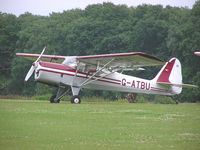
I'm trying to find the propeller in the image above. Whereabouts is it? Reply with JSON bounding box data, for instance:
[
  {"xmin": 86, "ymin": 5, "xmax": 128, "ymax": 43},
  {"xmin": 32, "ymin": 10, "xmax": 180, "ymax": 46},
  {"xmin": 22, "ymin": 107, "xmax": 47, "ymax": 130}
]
[{"xmin": 24, "ymin": 46, "xmax": 46, "ymax": 81}]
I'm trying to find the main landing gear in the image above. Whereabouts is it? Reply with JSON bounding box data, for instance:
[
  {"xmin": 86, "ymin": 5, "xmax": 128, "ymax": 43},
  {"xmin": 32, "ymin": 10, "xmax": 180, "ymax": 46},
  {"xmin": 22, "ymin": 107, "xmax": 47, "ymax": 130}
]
[
  {"xmin": 50, "ymin": 84, "xmax": 81, "ymax": 104},
  {"xmin": 71, "ymin": 95, "xmax": 81, "ymax": 104},
  {"xmin": 50, "ymin": 85, "xmax": 67, "ymax": 103},
  {"xmin": 50, "ymin": 94, "xmax": 60, "ymax": 103}
]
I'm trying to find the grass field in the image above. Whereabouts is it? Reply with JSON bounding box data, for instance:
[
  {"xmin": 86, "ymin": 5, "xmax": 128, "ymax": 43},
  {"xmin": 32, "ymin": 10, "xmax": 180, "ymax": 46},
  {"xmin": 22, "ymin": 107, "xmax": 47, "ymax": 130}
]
[{"xmin": 0, "ymin": 99, "xmax": 200, "ymax": 150}]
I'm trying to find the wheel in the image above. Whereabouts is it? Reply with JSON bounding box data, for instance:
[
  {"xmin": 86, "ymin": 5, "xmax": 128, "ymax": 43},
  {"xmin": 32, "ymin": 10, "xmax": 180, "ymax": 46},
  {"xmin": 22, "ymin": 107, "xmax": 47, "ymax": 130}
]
[
  {"xmin": 50, "ymin": 95, "xmax": 60, "ymax": 103},
  {"xmin": 71, "ymin": 95, "xmax": 81, "ymax": 104}
]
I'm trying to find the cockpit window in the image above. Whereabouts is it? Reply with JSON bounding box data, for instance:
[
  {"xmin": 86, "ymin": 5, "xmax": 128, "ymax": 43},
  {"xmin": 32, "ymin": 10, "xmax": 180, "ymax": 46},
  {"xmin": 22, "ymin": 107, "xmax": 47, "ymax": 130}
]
[
  {"xmin": 62, "ymin": 57, "xmax": 97, "ymax": 73},
  {"xmin": 63, "ymin": 56, "xmax": 77, "ymax": 68}
]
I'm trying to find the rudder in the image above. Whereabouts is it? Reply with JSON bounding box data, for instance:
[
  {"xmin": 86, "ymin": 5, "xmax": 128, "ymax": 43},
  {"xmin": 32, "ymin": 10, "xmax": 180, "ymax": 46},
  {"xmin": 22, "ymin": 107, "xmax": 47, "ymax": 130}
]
[{"xmin": 153, "ymin": 58, "xmax": 182, "ymax": 94}]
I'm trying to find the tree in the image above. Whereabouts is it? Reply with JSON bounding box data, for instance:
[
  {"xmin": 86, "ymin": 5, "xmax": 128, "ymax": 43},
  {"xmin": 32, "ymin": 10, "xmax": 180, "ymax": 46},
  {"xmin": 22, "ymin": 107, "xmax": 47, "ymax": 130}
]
[
  {"xmin": 0, "ymin": 13, "xmax": 19, "ymax": 94},
  {"xmin": 0, "ymin": 3, "xmax": 199, "ymax": 101}
]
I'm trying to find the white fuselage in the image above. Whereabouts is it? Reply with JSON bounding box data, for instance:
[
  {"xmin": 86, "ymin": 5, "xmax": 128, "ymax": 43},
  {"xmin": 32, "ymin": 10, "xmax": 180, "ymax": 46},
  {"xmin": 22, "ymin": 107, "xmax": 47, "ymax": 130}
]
[{"xmin": 34, "ymin": 61, "xmax": 175, "ymax": 96}]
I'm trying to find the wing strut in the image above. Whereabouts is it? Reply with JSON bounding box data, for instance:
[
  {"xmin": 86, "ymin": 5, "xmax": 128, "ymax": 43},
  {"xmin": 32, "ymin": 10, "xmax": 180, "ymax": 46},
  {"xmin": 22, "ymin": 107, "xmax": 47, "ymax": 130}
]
[
  {"xmin": 80, "ymin": 58, "xmax": 115, "ymax": 87},
  {"xmin": 82, "ymin": 71, "xmax": 115, "ymax": 87}
]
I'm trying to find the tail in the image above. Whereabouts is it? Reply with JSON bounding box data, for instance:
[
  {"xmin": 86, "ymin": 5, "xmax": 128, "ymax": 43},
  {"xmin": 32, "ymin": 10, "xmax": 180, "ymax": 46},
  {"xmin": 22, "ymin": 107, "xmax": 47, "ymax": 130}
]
[{"xmin": 152, "ymin": 58, "xmax": 197, "ymax": 95}]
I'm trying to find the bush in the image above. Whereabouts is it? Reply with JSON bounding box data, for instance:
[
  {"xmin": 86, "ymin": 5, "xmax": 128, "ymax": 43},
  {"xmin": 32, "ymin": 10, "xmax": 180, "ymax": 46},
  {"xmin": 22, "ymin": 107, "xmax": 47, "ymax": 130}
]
[
  {"xmin": 154, "ymin": 96, "xmax": 177, "ymax": 104},
  {"xmin": 136, "ymin": 95, "xmax": 149, "ymax": 103}
]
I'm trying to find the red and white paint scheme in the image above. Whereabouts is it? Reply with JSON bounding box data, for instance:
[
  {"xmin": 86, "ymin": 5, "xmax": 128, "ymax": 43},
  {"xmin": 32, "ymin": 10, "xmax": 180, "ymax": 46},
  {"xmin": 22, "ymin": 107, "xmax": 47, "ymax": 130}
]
[
  {"xmin": 194, "ymin": 51, "xmax": 200, "ymax": 56},
  {"xmin": 16, "ymin": 47, "xmax": 197, "ymax": 104}
]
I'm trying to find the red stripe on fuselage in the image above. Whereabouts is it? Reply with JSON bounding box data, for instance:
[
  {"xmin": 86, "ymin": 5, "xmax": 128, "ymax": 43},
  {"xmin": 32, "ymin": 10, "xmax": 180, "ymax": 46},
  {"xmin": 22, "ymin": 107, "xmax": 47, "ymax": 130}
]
[
  {"xmin": 38, "ymin": 69, "xmax": 121, "ymax": 85},
  {"xmin": 39, "ymin": 61, "xmax": 121, "ymax": 83},
  {"xmin": 39, "ymin": 61, "xmax": 76, "ymax": 72},
  {"xmin": 150, "ymin": 87, "xmax": 175, "ymax": 95}
]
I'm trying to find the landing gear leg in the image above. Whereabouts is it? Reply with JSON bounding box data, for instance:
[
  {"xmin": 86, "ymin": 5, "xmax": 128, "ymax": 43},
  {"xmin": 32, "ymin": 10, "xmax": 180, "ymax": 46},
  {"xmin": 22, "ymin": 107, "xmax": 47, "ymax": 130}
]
[
  {"xmin": 50, "ymin": 95, "xmax": 60, "ymax": 103},
  {"xmin": 71, "ymin": 86, "xmax": 81, "ymax": 104},
  {"xmin": 50, "ymin": 85, "xmax": 68, "ymax": 103}
]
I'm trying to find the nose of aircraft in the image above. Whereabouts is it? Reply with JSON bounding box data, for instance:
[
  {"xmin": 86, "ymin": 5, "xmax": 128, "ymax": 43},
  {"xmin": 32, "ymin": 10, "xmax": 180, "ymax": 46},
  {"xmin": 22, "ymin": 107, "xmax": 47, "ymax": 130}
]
[{"xmin": 24, "ymin": 46, "xmax": 46, "ymax": 81}]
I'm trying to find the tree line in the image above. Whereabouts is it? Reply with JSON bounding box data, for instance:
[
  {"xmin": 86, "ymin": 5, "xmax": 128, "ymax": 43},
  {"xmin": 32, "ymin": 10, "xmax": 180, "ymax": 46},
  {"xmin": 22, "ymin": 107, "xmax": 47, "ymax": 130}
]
[{"xmin": 0, "ymin": 1, "xmax": 200, "ymax": 102}]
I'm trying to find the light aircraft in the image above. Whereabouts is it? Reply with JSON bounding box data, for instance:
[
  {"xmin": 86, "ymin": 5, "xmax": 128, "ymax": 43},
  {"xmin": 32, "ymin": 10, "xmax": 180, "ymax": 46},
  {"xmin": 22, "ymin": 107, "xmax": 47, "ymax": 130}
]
[
  {"xmin": 16, "ymin": 47, "xmax": 197, "ymax": 104},
  {"xmin": 194, "ymin": 51, "xmax": 200, "ymax": 56}
]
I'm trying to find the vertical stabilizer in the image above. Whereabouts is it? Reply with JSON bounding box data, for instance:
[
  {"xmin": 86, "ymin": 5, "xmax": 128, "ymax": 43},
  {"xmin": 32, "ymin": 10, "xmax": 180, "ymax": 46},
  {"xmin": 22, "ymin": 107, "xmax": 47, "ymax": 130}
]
[{"xmin": 153, "ymin": 58, "xmax": 182, "ymax": 94}]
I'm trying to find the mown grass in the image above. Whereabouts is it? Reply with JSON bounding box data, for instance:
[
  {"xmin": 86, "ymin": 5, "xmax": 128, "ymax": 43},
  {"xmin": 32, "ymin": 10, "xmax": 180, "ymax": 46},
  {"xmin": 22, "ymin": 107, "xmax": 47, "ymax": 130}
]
[{"xmin": 0, "ymin": 99, "xmax": 199, "ymax": 150}]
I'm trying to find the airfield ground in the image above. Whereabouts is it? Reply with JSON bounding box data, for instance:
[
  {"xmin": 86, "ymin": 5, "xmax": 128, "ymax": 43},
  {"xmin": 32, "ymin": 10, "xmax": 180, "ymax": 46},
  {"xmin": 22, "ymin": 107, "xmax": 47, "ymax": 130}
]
[{"xmin": 0, "ymin": 99, "xmax": 199, "ymax": 150}]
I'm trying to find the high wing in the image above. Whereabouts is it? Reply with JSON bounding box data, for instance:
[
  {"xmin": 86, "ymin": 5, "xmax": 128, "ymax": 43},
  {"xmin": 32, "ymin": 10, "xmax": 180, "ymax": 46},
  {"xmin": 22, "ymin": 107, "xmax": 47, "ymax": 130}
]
[
  {"xmin": 16, "ymin": 53, "xmax": 66, "ymax": 63},
  {"xmin": 16, "ymin": 52, "xmax": 165, "ymax": 71},
  {"xmin": 75, "ymin": 52, "xmax": 165, "ymax": 87},
  {"xmin": 77, "ymin": 52, "xmax": 164, "ymax": 72}
]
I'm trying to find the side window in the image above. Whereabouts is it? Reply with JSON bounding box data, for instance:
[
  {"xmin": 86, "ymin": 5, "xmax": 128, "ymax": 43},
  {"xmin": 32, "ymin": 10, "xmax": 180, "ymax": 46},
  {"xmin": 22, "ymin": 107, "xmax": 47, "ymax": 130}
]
[{"xmin": 63, "ymin": 57, "xmax": 77, "ymax": 68}]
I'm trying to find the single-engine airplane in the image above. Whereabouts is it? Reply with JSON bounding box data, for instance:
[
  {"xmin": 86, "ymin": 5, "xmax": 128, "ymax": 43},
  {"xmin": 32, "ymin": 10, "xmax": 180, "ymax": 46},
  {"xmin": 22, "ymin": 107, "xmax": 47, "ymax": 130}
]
[{"xmin": 16, "ymin": 47, "xmax": 197, "ymax": 104}]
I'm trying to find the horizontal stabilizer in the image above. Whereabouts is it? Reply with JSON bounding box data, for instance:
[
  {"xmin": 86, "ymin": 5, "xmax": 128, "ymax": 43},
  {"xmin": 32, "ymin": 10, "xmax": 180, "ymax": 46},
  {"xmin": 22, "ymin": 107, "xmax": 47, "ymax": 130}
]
[{"xmin": 157, "ymin": 82, "xmax": 198, "ymax": 88}]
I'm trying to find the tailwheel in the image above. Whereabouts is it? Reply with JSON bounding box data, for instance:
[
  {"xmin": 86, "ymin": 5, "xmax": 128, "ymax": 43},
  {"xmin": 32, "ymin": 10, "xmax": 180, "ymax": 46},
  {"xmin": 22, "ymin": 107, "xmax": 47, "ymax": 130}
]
[
  {"xmin": 71, "ymin": 95, "xmax": 81, "ymax": 104},
  {"xmin": 50, "ymin": 95, "xmax": 60, "ymax": 103}
]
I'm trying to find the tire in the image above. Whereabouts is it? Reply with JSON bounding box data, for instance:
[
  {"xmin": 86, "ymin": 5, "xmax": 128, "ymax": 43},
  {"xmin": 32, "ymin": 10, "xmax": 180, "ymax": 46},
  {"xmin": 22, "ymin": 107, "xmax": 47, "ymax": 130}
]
[
  {"xmin": 50, "ymin": 95, "xmax": 60, "ymax": 103},
  {"xmin": 71, "ymin": 95, "xmax": 81, "ymax": 104}
]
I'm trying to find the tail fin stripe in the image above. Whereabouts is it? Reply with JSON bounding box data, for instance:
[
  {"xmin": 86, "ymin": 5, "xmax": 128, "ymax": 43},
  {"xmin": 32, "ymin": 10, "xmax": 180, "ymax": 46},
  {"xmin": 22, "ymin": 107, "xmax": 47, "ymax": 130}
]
[{"xmin": 157, "ymin": 59, "xmax": 176, "ymax": 83}]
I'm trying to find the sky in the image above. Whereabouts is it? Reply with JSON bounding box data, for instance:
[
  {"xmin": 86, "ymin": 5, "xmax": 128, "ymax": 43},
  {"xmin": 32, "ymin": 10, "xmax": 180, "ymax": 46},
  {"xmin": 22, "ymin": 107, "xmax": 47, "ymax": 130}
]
[{"xmin": 0, "ymin": 0, "xmax": 197, "ymax": 16}]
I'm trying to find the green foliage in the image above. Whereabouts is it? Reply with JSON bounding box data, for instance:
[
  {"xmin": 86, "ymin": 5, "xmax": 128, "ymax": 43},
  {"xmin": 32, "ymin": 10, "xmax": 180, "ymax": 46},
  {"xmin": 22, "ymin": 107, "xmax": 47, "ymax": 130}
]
[
  {"xmin": 0, "ymin": 1, "xmax": 200, "ymax": 101},
  {"xmin": 154, "ymin": 96, "xmax": 177, "ymax": 104},
  {"xmin": 136, "ymin": 95, "xmax": 149, "ymax": 103},
  {"xmin": 0, "ymin": 13, "xmax": 19, "ymax": 94}
]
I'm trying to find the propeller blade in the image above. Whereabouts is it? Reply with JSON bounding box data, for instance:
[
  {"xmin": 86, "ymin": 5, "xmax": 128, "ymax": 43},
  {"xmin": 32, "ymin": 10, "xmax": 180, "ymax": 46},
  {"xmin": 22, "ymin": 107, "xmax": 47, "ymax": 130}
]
[
  {"xmin": 25, "ymin": 46, "xmax": 46, "ymax": 82},
  {"xmin": 35, "ymin": 46, "xmax": 46, "ymax": 62},
  {"xmin": 25, "ymin": 65, "xmax": 35, "ymax": 81}
]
